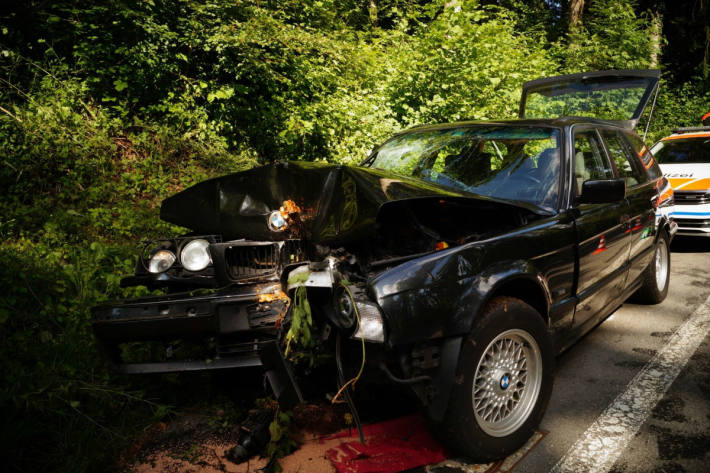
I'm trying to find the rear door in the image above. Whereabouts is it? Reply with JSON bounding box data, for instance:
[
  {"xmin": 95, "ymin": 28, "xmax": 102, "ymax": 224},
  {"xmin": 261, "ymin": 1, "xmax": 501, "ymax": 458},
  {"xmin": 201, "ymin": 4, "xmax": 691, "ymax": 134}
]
[
  {"xmin": 571, "ymin": 127, "xmax": 632, "ymax": 331},
  {"xmin": 600, "ymin": 129, "xmax": 658, "ymax": 286},
  {"xmin": 520, "ymin": 70, "xmax": 660, "ymax": 130}
]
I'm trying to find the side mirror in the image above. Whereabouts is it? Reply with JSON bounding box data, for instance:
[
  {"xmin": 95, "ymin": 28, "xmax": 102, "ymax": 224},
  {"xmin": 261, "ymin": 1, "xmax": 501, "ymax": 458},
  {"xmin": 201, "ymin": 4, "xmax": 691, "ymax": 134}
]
[{"xmin": 579, "ymin": 178, "xmax": 626, "ymax": 204}]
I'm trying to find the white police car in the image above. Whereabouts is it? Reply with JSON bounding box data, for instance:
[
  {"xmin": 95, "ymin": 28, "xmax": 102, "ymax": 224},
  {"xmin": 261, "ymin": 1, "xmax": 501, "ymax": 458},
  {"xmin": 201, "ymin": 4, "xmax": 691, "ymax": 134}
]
[{"xmin": 652, "ymin": 126, "xmax": 710, "ymax": 236}]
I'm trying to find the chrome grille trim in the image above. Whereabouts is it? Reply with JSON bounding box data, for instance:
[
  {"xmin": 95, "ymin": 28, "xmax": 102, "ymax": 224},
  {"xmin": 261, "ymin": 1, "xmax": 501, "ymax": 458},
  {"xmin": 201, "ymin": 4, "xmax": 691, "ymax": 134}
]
[
  {"xmin": 674, "ymin": 191, "xmax": 710, "ymax": 205},
  {"xmin": 222, "ymin": 239, "xmax": 307, "ymax": 281}
]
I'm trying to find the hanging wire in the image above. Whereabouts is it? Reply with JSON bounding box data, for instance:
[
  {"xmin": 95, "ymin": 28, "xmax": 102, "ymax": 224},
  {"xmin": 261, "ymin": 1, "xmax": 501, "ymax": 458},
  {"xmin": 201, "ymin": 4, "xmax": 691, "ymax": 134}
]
[{"xmin": 332, "ymin": 282, "xmax": 366, "ymax": 443}]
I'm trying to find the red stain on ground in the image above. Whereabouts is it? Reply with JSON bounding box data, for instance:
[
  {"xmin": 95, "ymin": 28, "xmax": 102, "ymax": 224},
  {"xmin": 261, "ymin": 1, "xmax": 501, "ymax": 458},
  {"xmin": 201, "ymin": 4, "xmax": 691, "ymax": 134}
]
[{"xmin": 326, "ymin": 414, "xmax": 449, "ymax": 473}]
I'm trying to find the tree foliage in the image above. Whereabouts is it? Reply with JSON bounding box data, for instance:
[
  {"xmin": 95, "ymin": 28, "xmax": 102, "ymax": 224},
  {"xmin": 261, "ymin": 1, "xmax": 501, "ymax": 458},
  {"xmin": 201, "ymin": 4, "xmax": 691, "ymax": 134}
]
[{"xmin": 561, "ymin": 0, "xmax": 653, "ymax": 72}]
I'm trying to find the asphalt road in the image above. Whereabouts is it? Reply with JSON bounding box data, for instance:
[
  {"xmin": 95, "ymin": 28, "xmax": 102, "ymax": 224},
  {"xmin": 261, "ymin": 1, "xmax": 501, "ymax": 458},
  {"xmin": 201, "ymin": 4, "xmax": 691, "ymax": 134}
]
[{"xmin": 422, "ymin": 236, "xmax": 710, "ymax": 473}]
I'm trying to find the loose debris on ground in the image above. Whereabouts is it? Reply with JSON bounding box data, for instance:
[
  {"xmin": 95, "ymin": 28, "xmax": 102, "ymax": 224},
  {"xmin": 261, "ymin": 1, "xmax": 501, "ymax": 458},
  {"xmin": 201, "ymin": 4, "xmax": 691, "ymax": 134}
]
[{"xmin": 126, "ymin": 402, "xmax": 350, "ymax": 473}]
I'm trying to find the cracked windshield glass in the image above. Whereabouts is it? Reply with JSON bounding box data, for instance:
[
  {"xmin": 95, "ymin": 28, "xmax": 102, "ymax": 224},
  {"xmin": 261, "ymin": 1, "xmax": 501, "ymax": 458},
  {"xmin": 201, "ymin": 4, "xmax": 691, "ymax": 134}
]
[{"xmin": 370, "ymin": 127, "xmax": 561, "ymax": 210}]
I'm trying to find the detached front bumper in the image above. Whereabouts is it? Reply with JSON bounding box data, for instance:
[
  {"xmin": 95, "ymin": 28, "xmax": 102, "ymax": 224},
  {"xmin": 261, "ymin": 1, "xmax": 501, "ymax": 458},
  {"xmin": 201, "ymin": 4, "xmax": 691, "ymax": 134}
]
[{"xmin": 92, "ymin": 282, "xmax": 302, "ymax": 406}]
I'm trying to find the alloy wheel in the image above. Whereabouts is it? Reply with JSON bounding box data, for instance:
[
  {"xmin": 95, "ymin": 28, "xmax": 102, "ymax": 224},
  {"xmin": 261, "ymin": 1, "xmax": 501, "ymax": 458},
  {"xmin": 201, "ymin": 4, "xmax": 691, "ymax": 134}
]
[{"xmin": 472, "ymin": 328, "xmax": 543, "ymax": 437}]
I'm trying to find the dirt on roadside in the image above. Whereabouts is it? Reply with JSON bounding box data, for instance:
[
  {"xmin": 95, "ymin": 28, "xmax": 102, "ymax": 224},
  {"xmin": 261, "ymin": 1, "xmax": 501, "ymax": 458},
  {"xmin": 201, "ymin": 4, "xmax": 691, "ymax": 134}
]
[{"xmin": 125, "ymin": 402, "xmax": 351, "ymax": 473}]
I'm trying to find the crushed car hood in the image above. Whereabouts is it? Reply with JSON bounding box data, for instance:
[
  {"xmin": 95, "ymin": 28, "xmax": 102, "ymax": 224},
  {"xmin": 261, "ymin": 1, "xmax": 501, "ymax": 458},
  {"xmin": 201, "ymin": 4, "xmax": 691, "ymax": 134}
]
[{"xmin": 160, "ymin": 161, "xmax": 549, "ymax": 245}]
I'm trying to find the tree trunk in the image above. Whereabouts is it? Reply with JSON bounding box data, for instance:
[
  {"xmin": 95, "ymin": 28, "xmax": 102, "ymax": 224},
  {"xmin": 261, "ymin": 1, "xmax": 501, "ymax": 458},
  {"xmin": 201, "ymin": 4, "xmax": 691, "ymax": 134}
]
[
  {"xmin": 369, "ymin": 1, "xmax": 377, "ymax": 26},
  {"xmin": 704, "ymin": 24, "xmax": 710, "ymax": 78},
  {"xmin": 649, "ymin": 10, "xmax": 663, "ymax": 68},
  {"xmin": 569, "ymin": 0, "xmax": 585, "ymax": 29}
]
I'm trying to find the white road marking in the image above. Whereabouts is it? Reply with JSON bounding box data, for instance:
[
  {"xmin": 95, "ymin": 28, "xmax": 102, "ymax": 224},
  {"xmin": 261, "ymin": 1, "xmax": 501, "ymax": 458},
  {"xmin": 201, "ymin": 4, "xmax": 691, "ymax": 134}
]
[{"xmin": 550, "ymin": 294, "xmax": 710, "ymax": 473}]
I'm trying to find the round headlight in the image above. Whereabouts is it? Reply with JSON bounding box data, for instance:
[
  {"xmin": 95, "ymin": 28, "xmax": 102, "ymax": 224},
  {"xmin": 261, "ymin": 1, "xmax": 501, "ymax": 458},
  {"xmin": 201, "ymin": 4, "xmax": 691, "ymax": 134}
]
[
  {"xmin": 148, "ymin": 250, "xmax": 176, "ymax": 273},
  {"xmin": 180, "ymin": 239, "xmax": 211, "ymax": 272},
  {"xmin": 267, "ymin": 210, "xmax": 288, "ymax": 232}
]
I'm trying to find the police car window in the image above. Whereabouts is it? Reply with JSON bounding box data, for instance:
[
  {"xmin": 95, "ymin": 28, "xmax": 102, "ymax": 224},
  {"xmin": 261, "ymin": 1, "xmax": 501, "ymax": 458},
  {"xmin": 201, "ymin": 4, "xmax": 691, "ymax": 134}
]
[
  {"xmin": 653, "ymin": 138, "xmax": 710, "ymax": 164},
  {"xmin": 601, "ymin": 130, "xmax": 645, "ymax": 187},
  {"xmin": 573, "ymin": 130, "xmax": 614, "ymax": 194}
]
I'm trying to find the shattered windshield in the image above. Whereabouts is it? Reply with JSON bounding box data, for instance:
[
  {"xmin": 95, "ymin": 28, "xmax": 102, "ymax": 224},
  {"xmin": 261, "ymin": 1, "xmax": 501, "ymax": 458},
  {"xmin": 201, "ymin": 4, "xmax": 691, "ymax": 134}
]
[{"xmin": 369, "ymin": 126, "xmax": 561, "ymax": 210}]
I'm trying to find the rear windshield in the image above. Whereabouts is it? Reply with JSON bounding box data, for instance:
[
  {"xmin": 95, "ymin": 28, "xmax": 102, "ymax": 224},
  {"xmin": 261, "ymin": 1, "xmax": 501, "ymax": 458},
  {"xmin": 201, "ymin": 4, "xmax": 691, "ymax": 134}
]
[
  {"xmin": 369, "ymin": 126, "xmax": 561, "ymax": 210},
  {"xmin": 653, "ymin": 137, "xmax": 710, "ymax": 164},
  {"xmin": 524, "ymin": 77, "xmax": 655, "ymax": 122}
]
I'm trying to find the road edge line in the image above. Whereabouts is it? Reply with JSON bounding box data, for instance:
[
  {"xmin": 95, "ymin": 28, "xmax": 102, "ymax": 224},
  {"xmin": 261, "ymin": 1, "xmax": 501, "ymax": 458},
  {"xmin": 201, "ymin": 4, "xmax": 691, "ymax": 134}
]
[{"xmin": 549, "ymin": 294, "xmax": 710, "ymax": 473}]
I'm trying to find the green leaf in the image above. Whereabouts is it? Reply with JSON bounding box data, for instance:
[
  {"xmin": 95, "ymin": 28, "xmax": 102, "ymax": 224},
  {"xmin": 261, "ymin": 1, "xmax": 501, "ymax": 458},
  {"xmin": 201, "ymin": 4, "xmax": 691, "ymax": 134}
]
[{"xmin": 113, "ymin": 79, "xmax": 128, "ymax": 92}]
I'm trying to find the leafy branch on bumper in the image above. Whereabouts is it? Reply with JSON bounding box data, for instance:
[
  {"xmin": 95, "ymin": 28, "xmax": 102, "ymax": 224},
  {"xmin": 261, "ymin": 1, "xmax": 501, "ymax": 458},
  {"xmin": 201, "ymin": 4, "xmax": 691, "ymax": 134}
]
[{"xmin": 283, "ymin": 271, "xmax": 314, "ymax": 359}]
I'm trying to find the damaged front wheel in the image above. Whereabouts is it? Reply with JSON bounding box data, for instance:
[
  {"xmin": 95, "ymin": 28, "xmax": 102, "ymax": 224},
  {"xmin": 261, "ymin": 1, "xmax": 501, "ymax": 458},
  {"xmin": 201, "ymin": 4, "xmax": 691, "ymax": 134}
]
[{"xmin": 433, "ymin": 296, "xmax": 554, "ymax": 461}]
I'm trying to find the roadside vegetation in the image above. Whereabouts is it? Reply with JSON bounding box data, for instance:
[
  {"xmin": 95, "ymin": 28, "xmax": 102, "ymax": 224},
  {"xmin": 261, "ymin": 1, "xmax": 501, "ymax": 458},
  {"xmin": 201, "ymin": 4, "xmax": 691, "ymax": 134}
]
[{"xmin": 1, "ymin": 1, "xmax": 708, "ymax": 471}]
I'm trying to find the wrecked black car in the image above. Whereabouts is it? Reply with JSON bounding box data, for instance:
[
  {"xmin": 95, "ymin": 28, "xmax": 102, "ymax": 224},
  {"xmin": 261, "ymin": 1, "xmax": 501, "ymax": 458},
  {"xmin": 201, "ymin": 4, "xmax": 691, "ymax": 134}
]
[{"xmin": 92, "ymin": 70, "xmax": 676, "ymax": 461}]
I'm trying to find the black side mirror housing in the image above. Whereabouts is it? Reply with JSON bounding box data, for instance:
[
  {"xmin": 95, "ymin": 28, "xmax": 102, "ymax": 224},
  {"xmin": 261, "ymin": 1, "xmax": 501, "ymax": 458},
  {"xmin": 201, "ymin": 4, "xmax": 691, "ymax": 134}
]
[{"xmin": 579, "ymin": 178, "xmax": 626, "ymax": 204}]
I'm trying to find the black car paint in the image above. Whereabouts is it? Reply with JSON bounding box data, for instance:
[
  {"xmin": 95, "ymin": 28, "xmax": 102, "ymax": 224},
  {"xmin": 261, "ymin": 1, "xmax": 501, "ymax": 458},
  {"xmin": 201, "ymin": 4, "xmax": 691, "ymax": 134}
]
[{"xmin": 91, "ymin": 117, "xmax": 673, "ymax": 422}]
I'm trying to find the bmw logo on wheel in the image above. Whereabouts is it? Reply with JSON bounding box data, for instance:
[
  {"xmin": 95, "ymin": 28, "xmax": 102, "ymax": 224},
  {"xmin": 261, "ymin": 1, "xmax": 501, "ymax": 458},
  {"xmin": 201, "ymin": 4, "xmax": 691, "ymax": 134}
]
[{"xmin": 500, "ymin": 374, "xmax": 510, "ymax": 390}]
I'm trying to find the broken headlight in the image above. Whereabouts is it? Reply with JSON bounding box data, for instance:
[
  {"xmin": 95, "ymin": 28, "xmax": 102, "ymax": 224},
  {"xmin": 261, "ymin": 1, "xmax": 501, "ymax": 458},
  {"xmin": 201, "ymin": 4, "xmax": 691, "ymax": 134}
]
[
  {"xmin": 180, "ymin": 239, "xmax": 212, "ymax": 272},
  {"xmin": 148, "ymin": 250, "xmax": 176, "ymax": 273}
]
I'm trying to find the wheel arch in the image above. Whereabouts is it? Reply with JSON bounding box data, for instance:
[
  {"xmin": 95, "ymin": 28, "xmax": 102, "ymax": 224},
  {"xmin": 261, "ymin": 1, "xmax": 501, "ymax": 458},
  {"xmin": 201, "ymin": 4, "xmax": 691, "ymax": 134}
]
[
  {"xmin": 424, "ymin": 265, "xmax": 552, "ymax": 422},
  {"xmin": 476, "ymin": 266, "xmax": 552, "ymax": 330}
]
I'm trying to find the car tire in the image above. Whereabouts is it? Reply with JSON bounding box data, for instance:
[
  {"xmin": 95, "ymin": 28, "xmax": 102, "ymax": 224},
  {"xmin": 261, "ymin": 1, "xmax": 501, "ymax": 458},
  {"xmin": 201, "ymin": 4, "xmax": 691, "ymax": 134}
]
[
  {"xmin": 432, "ymin": 296, "xmax": 554, "ymax": 461},
  {"xmin": 634, "ymin": 231, "xmax": 670, "ymax": 304}
]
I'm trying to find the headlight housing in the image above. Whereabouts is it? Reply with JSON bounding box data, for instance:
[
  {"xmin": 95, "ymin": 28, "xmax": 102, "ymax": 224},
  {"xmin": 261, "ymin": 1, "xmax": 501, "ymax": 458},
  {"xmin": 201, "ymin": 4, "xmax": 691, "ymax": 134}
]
[
  {"xmin": 351, "ymin": 300, "xmax": 386, "ymax": 343},
  {"xmin": 180, "ymin": 239, "xmax": 212, "ymax": 272},
  {"xmin": 148, "ymin": 250, "xmax": 176, "ymax": 273}
]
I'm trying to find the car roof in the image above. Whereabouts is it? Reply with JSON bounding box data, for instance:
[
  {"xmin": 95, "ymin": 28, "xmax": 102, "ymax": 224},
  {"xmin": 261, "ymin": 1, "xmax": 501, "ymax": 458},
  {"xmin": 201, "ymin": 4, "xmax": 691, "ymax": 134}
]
[
  {"xmin": 661, "ymin": 126, "xmax": 710, "ymax": 141},
  {"xmin": 397, "ymin": 117, "xmax": 631, "ymax": 135}
]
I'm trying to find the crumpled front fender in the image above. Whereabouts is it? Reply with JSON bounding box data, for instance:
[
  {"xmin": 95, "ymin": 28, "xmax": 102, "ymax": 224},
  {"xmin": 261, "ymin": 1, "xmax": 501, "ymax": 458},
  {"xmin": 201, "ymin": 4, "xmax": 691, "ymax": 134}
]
[{"xmin": 369, "ymin": 246, "xmax": 551, "ymax": 346}]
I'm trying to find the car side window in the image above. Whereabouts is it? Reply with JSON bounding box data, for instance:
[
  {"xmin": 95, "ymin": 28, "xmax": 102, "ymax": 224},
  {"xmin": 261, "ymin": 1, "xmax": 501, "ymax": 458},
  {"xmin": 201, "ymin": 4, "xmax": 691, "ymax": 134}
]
[
  {"xmin": 624, "ymin": 132, "xmax": 662, "ymax": 180},
  {"xmin": 573, "ymin": 130, "xmax": 614, "ymax": 195},
  {"xmin": 601, "ymin": 130, "xmax": 645, "ymax": 187}
]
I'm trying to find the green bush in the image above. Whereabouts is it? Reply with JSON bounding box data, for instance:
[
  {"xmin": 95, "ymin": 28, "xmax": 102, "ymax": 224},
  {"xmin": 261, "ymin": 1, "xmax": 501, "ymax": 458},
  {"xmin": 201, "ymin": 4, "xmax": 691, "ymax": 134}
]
[
  {"xmin": 384, "ymin": 4, "xmax": 555, "ymax": 125},
  {"xmin": 0, "ymin": 72, "xmax": 257, "ymax": 471},
  {"xmin": 559, "ymin": 0, "xmax": 653, "ymax": 72},
  {"xmin": 646, "ymin": 80, "xmax": 710, "ymax": 143}
]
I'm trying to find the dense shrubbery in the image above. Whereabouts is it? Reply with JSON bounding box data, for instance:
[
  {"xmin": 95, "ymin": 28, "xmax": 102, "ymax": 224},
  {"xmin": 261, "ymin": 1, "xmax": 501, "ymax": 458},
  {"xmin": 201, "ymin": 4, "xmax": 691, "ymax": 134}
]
[
  {"xmin": 1, "ymin": 1, "xmax": 708, "ymax": 471},
  {"xmin": 0, "ymin": 72, "xmax": 258, "ymax": 471}
]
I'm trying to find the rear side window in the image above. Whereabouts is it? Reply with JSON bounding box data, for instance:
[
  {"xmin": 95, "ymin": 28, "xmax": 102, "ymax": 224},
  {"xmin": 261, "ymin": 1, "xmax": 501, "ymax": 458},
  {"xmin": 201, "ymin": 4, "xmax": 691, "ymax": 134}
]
[
  {"xmin": 624, "ymin": 132, "xmax": 662, "ymax": 180},
  {"xmin": 573, "ymin": 130, "xmax": 614, "ymax": 195},
  {"xmin": 601, "ymin": 130, "xmax": 646, "ymax": 187}
]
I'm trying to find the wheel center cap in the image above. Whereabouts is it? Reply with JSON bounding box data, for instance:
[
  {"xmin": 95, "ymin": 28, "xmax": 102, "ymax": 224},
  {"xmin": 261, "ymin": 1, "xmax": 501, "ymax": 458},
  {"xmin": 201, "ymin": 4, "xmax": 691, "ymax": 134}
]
[{"xmin": 500, "ymin": 374, "xmax": 510, "ymax": 390}]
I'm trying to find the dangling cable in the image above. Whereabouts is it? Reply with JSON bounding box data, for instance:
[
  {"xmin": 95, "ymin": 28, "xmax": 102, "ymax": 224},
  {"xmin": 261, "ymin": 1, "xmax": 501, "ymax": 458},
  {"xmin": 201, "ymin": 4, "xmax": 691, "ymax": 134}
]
[
  {"xmin": 331, "ymin": 283, "xmax": 366, "ymax": 403},
  {"xmin": 335, "ymin": 331, "xmax": 365, "ymax": 444}
]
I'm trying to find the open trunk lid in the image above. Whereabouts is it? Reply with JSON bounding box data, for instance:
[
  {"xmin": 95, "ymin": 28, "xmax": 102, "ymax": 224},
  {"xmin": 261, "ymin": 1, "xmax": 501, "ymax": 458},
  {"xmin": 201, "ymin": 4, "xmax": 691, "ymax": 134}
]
[{"xmin": 519, "ymin": 69, "xmax": 660, "ymax": 130}]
